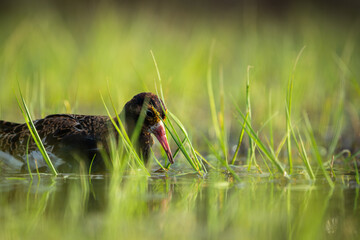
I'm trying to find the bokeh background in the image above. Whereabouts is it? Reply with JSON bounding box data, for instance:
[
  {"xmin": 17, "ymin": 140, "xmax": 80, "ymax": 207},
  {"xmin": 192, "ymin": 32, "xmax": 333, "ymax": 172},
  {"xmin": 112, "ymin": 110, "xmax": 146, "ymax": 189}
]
[
  {"xmin": 1, "ymin": 3, "xmax": 360, "ymax": 239},
  {"xmin": 0, "ymin": 0, "xmax": 359, "ymax": 153}
]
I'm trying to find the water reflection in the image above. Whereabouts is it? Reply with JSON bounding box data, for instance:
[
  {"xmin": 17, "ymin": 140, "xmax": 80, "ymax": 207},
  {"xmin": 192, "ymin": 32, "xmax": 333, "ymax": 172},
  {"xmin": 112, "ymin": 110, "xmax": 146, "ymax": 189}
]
[{"xmin": 0, "ymin": 171, "xmax": 359, "ymax": 239}]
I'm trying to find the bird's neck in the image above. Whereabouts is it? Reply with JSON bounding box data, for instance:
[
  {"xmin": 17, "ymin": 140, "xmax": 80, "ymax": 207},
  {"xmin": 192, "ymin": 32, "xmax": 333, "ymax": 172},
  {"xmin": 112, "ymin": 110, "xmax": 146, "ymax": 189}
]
[{"xmin": 113, "ymin": 111, "xmax": 153, "ymax": 162}]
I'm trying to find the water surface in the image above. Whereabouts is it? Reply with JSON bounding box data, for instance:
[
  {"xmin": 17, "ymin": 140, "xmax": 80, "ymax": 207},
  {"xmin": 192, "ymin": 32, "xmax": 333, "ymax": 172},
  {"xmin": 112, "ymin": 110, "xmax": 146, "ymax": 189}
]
[{"xmin": 0, "ymin": 166, "xmax": 359, "ymax": 240}]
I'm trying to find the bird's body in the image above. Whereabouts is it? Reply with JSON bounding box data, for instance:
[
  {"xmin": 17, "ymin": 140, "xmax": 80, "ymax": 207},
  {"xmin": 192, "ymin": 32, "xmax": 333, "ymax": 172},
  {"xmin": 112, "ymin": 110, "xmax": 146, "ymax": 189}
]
[
  {"xmin": 0, "ymin": 114, "xmax": 112, "ymax": 172},
  {"xmin": 0, "ymin": 92, "xmax": 173, "ymax": 173}
]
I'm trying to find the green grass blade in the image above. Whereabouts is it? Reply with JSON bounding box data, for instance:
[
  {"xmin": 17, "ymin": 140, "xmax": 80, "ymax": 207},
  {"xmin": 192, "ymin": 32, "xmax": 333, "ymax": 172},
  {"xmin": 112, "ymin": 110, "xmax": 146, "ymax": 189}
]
[
  {"xmin": 150, "ymin": 50, "xmax": 165, "ymax": 105},
  {"xmin": 296, "ymin": 128, "xmax": 315, "ymax": 179},
  {"xmin": 286, "ymin": 46, "xmax": 306, "ymax": 175},
  {"xmin": 231, "ymin": 97, "xmax": 287, "ymax": 177},
  {"xmin": 165, "ymin": 111, "xmax": 205, "ymax": 174},
  {"xmin": 165, "ymin": 137, "xmax": 187, "ymax": 169},
  {"xmin": 150, "ymin": 52, "xmax": 197, "ymax": 171},
  {"xmin": 100, "ymin": 93, "xmax": 150, "ymax": 175},
  {"xmin": 207, "ymin": 42, "xmax": 225, "ymax": 159},
  {"xmin": 285, "ymin": 105, "xmax": 315, "ymax": 179},
  {"xmin": 231, "ymin": 112, "xmax": 249, "ymax": 165},
  {"xmin": 219, "ymin": 66, "xmax": 228, "ymax": 161},
  {"xmin": 16, "ymin": 88, "xmax": 57, "ymax": 175},
  {"xmin": 88, "ymin": 154, "xmax": 96, "ymax": 175},
  {"xmin": 268, "ymin": 91, "xmax": 274, "ymax": 149},
  {"xmin": 304, "ymin": 113, "xmax": 334, "ymax": 188},
  {"xmin": 205, "ymin": 137, "xmax": 241, "ymax": 181},
  {"xmin": 164, "ymin": 121, "xmax": 199, "ymax": 173},
  {"xmin": 236, "ymin": 109, "xmax": 288, "ymax": 177},
  {"xmin": 161, "ymin": 112, "xmax": 204, "ymax": 175},
  {"xmin": 286, "ymin": 104, "xmax": 293, "ymax": 174},
  {"xmin": 168, "ymin": 112, "xmax": 203, "ymax": 166},
  {"xmin": 275, "ymin": 133, "xmax": 288, "ymax": 159},
  {"xmin": 194, "ymin": 150, "xmax": 216, "ymax": 170},
  {"xmin": 151, "ymin": 149, "xmax": 166, "ymax": 171},
  {"xmin": 246, "ymin": 65, "xmax": 255, "ymax": 167}
]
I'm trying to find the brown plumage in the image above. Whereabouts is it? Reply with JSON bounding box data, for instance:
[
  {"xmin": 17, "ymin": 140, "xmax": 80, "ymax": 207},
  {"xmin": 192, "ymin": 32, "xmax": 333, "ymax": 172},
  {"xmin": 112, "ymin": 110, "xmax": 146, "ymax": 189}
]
[{"xmin": 0, "ymin": 92, "xmax": 173, "ymax": 173}]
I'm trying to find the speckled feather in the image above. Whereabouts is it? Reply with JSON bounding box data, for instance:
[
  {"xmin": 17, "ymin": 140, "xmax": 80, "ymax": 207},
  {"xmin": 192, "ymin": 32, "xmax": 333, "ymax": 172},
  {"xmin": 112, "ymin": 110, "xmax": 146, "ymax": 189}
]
[
  {"xmin": 0, "ymin": 92, "xmax": 168, "ymax": 172},
  {"xmin": 0, "ymin": 114, "xmax": 112, "ymax": 169}
]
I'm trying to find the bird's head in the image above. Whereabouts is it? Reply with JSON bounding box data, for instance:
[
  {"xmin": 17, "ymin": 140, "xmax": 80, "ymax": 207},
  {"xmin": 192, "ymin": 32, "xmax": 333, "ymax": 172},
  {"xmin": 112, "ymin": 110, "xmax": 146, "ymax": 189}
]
[{"xmin": 123, "ymin": 92, "xmax": 173, "ymax": 164}]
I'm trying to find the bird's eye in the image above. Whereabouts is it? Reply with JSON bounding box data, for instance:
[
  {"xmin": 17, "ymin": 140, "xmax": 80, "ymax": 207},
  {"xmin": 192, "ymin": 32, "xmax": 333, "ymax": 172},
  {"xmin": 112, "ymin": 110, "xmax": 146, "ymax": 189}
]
[{"xmin": 146, "ymin": 109, "xmax": 155, "ymax": 118}]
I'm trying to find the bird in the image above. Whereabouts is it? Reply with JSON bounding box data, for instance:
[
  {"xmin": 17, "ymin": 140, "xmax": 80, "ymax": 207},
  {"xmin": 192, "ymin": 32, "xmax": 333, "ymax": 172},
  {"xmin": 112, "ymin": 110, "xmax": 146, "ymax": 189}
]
[{"xmin": 0, "ymin": 92, "xmax": 173, "ymax": 173}]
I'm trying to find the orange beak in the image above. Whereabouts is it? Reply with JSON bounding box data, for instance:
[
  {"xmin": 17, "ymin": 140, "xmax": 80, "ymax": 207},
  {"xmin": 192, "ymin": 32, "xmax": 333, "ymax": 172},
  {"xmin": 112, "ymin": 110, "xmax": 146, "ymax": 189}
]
[{"xmin": 151, "ymin": 121, "xmax": 174, "ymax": 164}]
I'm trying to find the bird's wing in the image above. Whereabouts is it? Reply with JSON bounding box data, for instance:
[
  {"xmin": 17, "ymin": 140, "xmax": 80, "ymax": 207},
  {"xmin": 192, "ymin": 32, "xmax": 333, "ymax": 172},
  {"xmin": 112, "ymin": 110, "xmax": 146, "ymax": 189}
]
[
  {"xmin": 0, "ymin": 114, "xmax": 96, "ymax": 157},
  {"xmin": 0, "ymin": 120, "xmax": 22, "ymax": 132}
]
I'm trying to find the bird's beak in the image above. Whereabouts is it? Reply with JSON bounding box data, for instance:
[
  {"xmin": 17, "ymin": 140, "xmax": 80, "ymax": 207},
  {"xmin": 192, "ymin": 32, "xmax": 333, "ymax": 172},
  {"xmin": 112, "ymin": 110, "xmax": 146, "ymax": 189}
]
[{"xmin": 150, "ymin": 121, "xmax": 174, "ymax": 164}]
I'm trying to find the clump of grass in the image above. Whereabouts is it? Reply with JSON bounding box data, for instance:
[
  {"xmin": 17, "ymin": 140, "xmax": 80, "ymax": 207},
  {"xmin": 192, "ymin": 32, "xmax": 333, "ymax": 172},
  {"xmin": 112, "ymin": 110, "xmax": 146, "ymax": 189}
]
[
  {"xmin": 151, "ymin": 50, "xmax": 207, "ymax": 175},
  {"xmin": 283, "ymin": 47, "xmax": 315, "ymax": 179},
  {"xmin": 228, "ymin": 64, "xmax": 289, "ymax": 177},
  {"xmin": 286, "ymin": 47, "xmax": 305, "ymax": 174},
  {"xmin": 236, "ymin": 107, "xmax": 288, "ymax": 177},
  {"xmin": 102, "ymin": 56, "xmax": 207, "ymax": 176},
  {"xmin": 304, "ymin": 113, "xmax": 334, "ymax": 188},
  {"xmin": 231, "ymin": 112, "xmax": 248, "ymax": 165},
  {"xmin": 207, "ymin": 42, "xmax": 228, "ymax": 161},
  {"xmin": 16, "ymin": 85, "xmax": 58, "ymax": 176},
  {"xmin": 290, "ymin": 126, "xmax": 315, "ymax": 180},
  {"xmin": 163, "ymin": 111, "xmax": 207, "ymax": 175},
  {"xmin": 205, "ymin": 44, "xmax": 245, "ymax": 180}
]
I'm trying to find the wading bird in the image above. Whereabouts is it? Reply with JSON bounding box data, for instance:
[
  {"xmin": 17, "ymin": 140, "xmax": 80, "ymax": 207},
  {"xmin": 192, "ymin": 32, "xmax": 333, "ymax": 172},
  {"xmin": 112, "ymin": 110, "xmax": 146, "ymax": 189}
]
[{"xmin": 0, "ymin": 92, "xmax": 173, "ymax": 172}]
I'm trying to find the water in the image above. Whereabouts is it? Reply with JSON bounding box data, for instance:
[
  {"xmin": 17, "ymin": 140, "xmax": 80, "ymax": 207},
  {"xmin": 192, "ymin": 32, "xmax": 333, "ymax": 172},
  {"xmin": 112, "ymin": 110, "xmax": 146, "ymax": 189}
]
[{"xmin": 0, "ymin": 166, "xmax": 359, "ymax": 240}]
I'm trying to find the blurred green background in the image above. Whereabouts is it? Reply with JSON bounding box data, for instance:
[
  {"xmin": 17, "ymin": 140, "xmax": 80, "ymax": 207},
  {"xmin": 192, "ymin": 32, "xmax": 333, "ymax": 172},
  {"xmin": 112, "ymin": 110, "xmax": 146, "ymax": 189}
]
[
  {"xmin": 1, "ymin": 2, "xmax": 360, "ymax": 240},
  {"xmin": 0, "ymin": 0, "xmax": 359, "ymax": 152}
]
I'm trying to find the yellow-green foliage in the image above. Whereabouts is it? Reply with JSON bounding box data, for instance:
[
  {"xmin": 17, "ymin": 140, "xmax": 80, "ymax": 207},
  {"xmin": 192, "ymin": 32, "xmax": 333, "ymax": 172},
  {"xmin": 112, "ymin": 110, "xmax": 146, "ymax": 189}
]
[{"xmin": 0, "ymin": 3, "xmax": 359, "ymax": 240}]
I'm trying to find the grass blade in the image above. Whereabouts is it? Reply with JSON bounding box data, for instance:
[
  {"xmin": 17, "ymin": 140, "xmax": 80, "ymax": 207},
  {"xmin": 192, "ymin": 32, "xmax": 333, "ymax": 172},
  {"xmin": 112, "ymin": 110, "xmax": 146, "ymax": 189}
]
[
  {"xmin": 236, "ymin": 109, "xmax": 288, "ymax": 177},
  {"xmin": 304, "ymin": 113, "xmax": 334, "ymax": 188},
  {"xmin": 100, "ymin": 93, "xmax": 150, "ymax": 175},
  {"xmin": 16, "ymin": 87, "xmax": 57, "ymax": 175},
  {"xmin": 207, "ymin": 42, "xmax": 226, "ymax": 160},
  {"xmin": 165, "ymin": 111, "xmax": 206, "ymax": 175},
  {"xmin": 296, "ymin": 128, "xmax": 315, "ymax": 179},
  {"xmin": 231, "ymin": 112, "xmax": 249, "ymax": 165},
  {"xmin": 246, "ymin": 65, "xmax": 255, "ymax": 167},
  {"xmin": 286, "ymin": 46, "xmax": 306, "ymax": 174}
]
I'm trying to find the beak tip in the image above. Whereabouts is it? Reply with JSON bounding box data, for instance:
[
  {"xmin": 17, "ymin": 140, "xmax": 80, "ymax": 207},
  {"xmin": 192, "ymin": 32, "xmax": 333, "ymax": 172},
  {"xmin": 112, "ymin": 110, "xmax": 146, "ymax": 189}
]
[
  {"xmin": 165, "ymin": 144, "xmax": 174, "ymax": 164},
  {"xmin": 169, "ymin": 155, "xmax": 174, "ymax": 164},
  {"xmin": 151, "ymin": 121, "xmax": 174, "ymax": 165}
]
